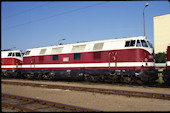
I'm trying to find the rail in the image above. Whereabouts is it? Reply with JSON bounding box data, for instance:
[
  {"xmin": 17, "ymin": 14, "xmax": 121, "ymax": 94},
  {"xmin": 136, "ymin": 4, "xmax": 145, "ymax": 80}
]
[
  {"xmin": 2, "ymin": 93, "xmax": 102, "ymax": 112},
  {"xmin": 2, "ymin": 81, "xmax": 170, "ymax": 100}
]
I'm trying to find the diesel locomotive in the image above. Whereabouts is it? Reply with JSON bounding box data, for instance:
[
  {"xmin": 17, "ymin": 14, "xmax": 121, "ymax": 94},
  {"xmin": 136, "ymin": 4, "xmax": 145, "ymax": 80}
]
[{"xmin": 1, "ymin": 36, "xmax": 161, "ymax": 84}]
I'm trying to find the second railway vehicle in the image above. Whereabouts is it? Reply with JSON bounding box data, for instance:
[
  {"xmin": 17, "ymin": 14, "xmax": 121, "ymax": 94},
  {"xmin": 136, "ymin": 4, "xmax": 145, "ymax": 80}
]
[
  {"xmin": 163, "ymin": 44, "xmax": 170, "ymax": 85},
  {"xmin": 1, "ymin": 50, "xmax": 23, "ymax": 78}
]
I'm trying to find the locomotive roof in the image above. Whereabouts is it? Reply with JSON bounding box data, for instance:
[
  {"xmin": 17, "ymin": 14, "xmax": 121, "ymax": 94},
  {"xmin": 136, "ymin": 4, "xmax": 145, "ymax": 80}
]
[
  {"xmin": 24, "ymin": 36, "xmax": 148, "ymax": 56},
  {"xmin": 27, "ymin": 36, "xmax": 146, "ymax": 49},
  {"xmin": 1, "ymin": 50, "xmax": 22, "ymax": 53},
  {"xmin": 1, "ymin": 50, "xmax": 22, "ymax": 58}
]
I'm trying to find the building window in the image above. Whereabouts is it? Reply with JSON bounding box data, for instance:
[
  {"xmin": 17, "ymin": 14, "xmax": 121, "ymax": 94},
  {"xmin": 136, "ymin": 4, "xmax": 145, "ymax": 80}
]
[
  {"xmin": 74, "ymin": 53, "xmax": 81, "ymax": 60},
  {"xmin": 94, "ymin": 52, "xmax": 101, "ymax": 59},
  {"xmin": 53, "ymin": 55, "xmax": 58, "ymax": 61}
]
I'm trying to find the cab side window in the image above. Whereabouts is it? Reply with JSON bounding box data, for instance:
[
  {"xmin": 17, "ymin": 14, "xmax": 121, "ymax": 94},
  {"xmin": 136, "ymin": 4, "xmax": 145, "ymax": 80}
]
[
  {"xmin": 125, "ymin": 41, "xmax": 130, "ymax": 47},
  {"xmin": 130, "ymin": 40, "xmax": 135, "ymax": 46},
  {"xmin": 125, "ymin": 40, "xmax": 136, "ymax": 47}
]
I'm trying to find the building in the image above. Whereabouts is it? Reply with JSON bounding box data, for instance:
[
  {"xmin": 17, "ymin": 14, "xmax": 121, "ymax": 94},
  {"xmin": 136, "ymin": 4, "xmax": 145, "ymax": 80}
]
[{"xmin": 153, "ymin": 14, "xmax": 170, "ymax": 54}]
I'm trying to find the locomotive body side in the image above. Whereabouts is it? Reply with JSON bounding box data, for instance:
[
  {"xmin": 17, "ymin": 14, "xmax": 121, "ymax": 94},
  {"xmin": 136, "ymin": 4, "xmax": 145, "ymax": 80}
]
[
  {"xmin": 1, "ymin": 50, "xmax": 23, "ymax": 78},
  {"xmin": 164, "ymin": 44, "xmax": 170, "ymax": 84},
  {"xmin": 21, "ymin": 36, "xmax": 157, "ymax": 84},
  {"xmin": 167, "ymin": 45, "xmax": 170, "ymax": 70}
]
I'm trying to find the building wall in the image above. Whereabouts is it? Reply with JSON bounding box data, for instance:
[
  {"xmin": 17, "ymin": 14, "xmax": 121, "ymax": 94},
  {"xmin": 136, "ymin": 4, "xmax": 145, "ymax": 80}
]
[{"xmin": 154, "ymin": 14, "xmax": 170, "ymax": 54}]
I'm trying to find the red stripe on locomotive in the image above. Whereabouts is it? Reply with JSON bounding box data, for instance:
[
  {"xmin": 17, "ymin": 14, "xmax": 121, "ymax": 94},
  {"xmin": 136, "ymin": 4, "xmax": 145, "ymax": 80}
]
[{"xmin": 22, "ymin": 49, "xmax": 154, "ymax": 65}]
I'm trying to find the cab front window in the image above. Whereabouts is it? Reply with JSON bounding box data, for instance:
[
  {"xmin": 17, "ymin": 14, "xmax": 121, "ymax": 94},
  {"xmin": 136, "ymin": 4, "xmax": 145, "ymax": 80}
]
[
  {"xmin": 147, "ymin": 41, "xmax": 153, "ymax": 48},
  {"xmin": 136, "ymin": 40, "xmax": 141, "ymax": 47},
  {"xmin": 141, "ymin": 40, "xmax": 148, "ymax": 47}
]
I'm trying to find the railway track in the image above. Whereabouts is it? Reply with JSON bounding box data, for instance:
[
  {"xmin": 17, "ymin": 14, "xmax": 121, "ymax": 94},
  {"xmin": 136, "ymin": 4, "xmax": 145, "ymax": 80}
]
[
  {"xmin": 2, "ymin": 80, "xmax": 170, "ymax": 100},
  {"xmin": 2, "ymin": 93, "xmax": 101, "ymax": 112}
]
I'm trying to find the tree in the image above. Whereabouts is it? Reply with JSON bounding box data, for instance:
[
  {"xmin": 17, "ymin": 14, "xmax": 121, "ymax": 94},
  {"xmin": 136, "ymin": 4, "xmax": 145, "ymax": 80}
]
[{"xmin": 154, "ymin": 52, "xmax": 167, "ymax": 63}]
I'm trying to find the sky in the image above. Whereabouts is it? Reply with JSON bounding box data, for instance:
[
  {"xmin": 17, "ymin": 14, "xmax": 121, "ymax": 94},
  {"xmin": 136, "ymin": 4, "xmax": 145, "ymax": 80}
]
[{"xmin": 1, "ymin": 1, "xmax": 170, "ymax": 52}]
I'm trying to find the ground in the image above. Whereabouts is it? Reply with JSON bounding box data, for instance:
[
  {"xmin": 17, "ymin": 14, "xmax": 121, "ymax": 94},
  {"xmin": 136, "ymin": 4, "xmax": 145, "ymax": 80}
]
[{"xmin": 1, "ymin": 79, "xmax": 170, "ymax": 111}]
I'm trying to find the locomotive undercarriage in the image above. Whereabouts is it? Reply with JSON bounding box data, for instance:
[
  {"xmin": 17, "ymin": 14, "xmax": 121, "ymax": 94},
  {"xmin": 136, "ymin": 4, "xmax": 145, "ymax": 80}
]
[
  {"xmin": 1, "ymin": 70, "xmax": 21, "ymax": 78},
  {"xmin": 1, "ymin": 68, "xmax": 158, "ymax": 85},
  {"xmin": 84, "ymin": 69, "xmax": 158, "ymax": 85},
  {"xmin": 163, "ymin": 69, "xmax": 170, "ymax": 85}
]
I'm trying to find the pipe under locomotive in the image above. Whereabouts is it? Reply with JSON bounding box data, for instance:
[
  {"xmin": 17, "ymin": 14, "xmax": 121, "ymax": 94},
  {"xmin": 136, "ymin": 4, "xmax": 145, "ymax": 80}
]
[{"xmin": 1, "ymin": 36, "xmax": 158, "ymax": 84}]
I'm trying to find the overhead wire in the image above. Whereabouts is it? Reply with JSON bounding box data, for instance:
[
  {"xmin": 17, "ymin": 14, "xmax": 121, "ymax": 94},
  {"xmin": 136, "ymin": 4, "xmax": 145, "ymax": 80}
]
[
  {"xmin": 2, "ymin": 1, "xmax": 110, "ymax": 31},
  {"xmin": 2, "ymin": 2, "xmax": 52, "ymax": 20}
]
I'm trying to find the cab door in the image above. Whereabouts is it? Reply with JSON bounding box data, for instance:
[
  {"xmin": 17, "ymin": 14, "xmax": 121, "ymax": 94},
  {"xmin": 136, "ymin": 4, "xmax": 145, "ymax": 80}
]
[
  {"xmin": 108, "ymin": 51, "xmax": 117, "ymax": 69},
  {"xmin": 30, "ymin": 57, "xmax": 35, "ymax": 69}
]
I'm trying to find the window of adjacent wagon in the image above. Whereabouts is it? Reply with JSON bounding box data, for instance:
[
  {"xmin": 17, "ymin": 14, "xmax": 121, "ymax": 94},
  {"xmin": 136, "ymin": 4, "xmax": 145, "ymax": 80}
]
[
  {"xmin": 16, "ymin": 52, "xmax": 21, "ymax": 57},
  {"xmin": 74, "ymin": 53, "xmax": 81, "ymax": 60},
  {"xmin": 12, "ymin": 53, "xmax": 15, "ymax": 56},
  {"xmin": 94, "ymin": 51, "xmax": 101, "ymax": 59},
  {"xmin": 53, "ymin": 55, "xmax": 58, "ymax": 61},
  {"xmin": 8, "ymin": 52, "xmax": 12, "ymax": 56}
]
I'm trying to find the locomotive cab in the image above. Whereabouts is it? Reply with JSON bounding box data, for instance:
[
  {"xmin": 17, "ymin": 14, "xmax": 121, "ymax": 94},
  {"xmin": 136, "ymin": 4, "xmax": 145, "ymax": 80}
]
[
  {"xmin": 1, "ymin": 50, "xmax": 23, "ymax": 78},
  {"xmin": 125, "ymin": 38, "xmax": 153, "ymax": 54},
  {"xmin": 124, "ymin": 37, "xmax": 157, "ymax": 83},
  {"xmin": 125, "ymin": 38, "xmax": 154, "ymax": 66}
]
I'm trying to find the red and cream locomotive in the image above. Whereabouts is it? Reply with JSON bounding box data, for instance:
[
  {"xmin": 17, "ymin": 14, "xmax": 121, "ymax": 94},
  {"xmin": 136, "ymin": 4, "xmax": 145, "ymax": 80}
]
[
  {"xmin": 1, "ymin": 36, "xmax": 158, "ymax": 84},
  {"xmin": 20, "ymin": 36, "xmax": 157, "ymax": 84},
  {"xmin": 1, "ymin": 50, "xmax": 23, "ymax": 78},
  {"xmin": 163, "ymin": 44, "xmax": 170, "ymax": 84}
]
